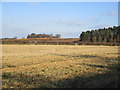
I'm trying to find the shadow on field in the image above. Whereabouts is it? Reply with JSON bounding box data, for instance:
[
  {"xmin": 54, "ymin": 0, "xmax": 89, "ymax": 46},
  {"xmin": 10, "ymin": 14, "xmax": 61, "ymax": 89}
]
[
  {"xmin": 2, "ymin": 55, "xmax": 119, "ymax": 88},
  {"xmin": 2, "ymin": 63, "xmax": 119, "ymax": 88},
  {"xmin": 54, "ymin": 54, "xmax": 119, "ymax": 61},
  {"xmin": 54, "ymin": 54, "xmax": 100, "ymax": 58},
  {"xmin": 55, "ymin": 54, "xmax": 103, "ymax": 58},
  {"xmin": 55, "ymin": 64, "xmax": 119, "ymax": 88},
  {"xmin": 56, "ymin": 73, "xmax": 119, "ymax": 88},
  {"xmin": 2, "ymin": 72, "xmax": 55, "ymax": 88}
]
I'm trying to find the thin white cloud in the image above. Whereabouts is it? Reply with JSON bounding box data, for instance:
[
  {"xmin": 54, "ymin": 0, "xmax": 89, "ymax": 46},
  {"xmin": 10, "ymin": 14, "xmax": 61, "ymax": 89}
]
[
  {"xmin": 87, "ymin": 17, "xmax": 96, "ymax": 21},
  {"xmin": 92, "ymin": 24, "xmax": 116, "ymax": 29},
  {"xmin": 57, "ymin": 19, "xmax": 84, "ymax": 26},
  {"xmin": 105, "ymin": 10, "xmax": 116, "ymax": 16},
  {"xmin": 29, "ymin": 2, "xmax": 40, "ymax": 6},
  {"xmin": 87, "ymin": 17, "xmax": 100, "ymax": 25},
  {"xmin": 32, "ymin": 23, "xmax": 43, "ymax": 26},
  {"xmin": 77, "ymin": 22, "xmax": 84, "ymax": 26}
]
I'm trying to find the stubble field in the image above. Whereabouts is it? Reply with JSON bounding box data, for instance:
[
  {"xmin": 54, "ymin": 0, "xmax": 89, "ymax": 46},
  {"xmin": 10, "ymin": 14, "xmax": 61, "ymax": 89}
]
[{"xmin": 2, "ymin": 45, "xmax": 119, "ymax": 88}]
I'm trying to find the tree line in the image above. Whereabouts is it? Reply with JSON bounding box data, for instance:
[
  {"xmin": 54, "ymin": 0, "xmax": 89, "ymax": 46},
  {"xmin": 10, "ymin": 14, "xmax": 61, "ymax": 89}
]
[
  {"xmin": 79, "ymin": 26, "xmax": 120, "ymax": 42},
  {"xmin": 27, "ymin": 33, "xmax": 61, "ymax": 38}
]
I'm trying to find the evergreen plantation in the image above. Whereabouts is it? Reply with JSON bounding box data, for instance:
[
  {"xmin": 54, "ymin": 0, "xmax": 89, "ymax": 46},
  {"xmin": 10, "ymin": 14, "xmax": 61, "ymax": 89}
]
[{"xmin": 80, "ymin": 26, "xmax": 120, "ymax": 42}]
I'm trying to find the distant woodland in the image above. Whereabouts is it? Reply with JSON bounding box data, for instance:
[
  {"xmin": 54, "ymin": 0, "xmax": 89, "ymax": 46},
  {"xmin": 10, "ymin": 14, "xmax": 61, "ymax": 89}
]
[
  {"xmin": 1, "ymin": 26, "xmax": 120, "ymax": 45},
  {"xmin": 80, "ymin": 26, "xmax": 120, "ymax": 42},
  {"xmin": 27, "ymin": 33, "xmax": 61, "ymax": 38}
]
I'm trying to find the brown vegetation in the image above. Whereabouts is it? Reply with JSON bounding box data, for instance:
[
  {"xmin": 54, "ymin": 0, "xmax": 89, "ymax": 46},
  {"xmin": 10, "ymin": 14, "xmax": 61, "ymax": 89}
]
[
  {"xmin": 2, "ymin": 45, "xmax": 119, "ymax": 88},
  {"xmin": 1, "ymin": 38, "xmax": 119, "ymax": 45},
  {"xmin": 1, "ymin": 38, "xmax": 80, "ymax": 45}
]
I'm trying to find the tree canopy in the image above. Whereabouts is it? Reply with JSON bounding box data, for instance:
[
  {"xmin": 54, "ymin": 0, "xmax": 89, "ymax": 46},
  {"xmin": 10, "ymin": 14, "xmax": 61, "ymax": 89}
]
[
  {"xmin": 27, "ymin": 33, "xmax": 61, "ymax": 38},
  {"xmin": 79, "ymin": 26, "xmax": 120, "ymax": 42}
]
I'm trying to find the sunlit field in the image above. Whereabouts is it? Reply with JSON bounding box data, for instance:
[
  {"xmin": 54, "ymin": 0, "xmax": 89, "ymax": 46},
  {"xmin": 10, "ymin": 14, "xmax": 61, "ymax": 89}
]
[{"xmin": 2, "ymin": 45, "xmax": 119, "ymax": 88}]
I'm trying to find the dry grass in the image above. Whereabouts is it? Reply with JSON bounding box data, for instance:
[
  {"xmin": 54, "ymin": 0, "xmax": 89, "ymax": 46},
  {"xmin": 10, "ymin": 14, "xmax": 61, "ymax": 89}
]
[{"xmin": 2, "ymin": 45, "xmax": 119, "ymax": 88}]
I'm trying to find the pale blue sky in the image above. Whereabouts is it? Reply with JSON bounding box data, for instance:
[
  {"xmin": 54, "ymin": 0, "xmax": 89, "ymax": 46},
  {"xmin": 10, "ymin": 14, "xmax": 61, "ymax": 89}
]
[{"xmin": 2, "ymin": 2, "xmax": 118, "ymax": 38}]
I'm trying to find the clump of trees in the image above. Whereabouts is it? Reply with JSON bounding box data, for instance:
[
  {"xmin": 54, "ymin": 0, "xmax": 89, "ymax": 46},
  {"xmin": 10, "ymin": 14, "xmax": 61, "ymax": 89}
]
[
  {"xmin": 2, "ymin": 36, "xmax": 17, "ymax": 39},
  {"xmin": 80, "ymin": 26, "xmax": 120, "ymax": 42},
  {"xmin": 27, "ymin": 33, "xmax": 61, "ymax": 38}
]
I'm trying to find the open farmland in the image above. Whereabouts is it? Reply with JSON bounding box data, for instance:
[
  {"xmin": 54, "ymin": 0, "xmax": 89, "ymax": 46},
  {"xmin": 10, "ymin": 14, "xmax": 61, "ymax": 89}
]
[{"xmin": 2, "ymin": 45, "xmax": 119, "ymax": 88}]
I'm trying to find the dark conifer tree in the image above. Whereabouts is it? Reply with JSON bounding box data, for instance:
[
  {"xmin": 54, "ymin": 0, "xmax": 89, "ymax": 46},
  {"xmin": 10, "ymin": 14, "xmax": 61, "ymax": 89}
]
[{"xmin": 79, "ymin": 26, "xmax": 120, "ymax": 43}]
